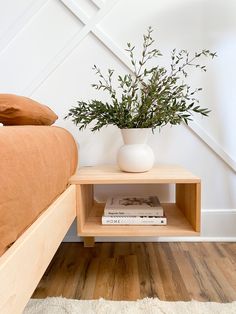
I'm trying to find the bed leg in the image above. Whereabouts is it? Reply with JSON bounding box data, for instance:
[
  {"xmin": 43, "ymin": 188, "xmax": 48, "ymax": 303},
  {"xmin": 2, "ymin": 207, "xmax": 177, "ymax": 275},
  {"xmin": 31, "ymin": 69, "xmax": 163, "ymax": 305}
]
[{"xmin": 83, "ymin": 237, "xmax": 95, "ymax": 247}]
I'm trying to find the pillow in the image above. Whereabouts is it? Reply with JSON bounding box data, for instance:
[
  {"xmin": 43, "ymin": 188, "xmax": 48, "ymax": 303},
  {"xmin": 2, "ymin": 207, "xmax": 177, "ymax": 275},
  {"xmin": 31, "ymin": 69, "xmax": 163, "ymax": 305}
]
[{"xmin": 0, "ymin": 94, "xmax": 58, "ymax": 126}]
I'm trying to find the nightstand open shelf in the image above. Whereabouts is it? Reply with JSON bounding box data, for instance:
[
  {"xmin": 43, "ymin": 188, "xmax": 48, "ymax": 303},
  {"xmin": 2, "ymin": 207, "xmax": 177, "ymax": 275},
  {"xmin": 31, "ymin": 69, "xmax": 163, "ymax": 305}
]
[
  {"xmin": 79, "ymin": 202, "xmax": 198, "ymax": 237},
  {"xmin": 70, "ymin": 165, "xmax": 201, "ymax": 246}
]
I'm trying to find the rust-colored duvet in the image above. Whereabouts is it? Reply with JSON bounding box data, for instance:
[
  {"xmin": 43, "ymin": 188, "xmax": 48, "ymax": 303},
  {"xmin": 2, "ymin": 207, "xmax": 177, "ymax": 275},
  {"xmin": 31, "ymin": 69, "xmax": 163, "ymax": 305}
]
[{"xmin": 0, "ymin": 126, "xmax": 78, "ymax": 256}]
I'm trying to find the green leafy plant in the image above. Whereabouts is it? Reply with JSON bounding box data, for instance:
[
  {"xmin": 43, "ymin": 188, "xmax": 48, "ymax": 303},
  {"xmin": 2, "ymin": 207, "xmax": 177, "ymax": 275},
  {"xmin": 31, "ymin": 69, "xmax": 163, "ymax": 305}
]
[{"xmin": 65, "ymin": 27, "xmax": 216, "ymax": 131}]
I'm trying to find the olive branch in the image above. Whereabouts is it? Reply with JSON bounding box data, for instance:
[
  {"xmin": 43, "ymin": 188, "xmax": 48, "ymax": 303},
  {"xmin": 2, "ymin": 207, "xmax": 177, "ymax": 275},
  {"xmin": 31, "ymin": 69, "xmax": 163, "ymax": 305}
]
[{"xmin": 65, "ymin": 27, "xmax": 217, "ymax": 131}]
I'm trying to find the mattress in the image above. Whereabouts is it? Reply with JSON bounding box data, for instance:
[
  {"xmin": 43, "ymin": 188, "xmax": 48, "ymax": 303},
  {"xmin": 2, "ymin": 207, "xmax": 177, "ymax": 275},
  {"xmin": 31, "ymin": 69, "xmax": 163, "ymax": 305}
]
[{"xmin": 0, "ymin": 126, "xmax": 78, "ymax": 256}]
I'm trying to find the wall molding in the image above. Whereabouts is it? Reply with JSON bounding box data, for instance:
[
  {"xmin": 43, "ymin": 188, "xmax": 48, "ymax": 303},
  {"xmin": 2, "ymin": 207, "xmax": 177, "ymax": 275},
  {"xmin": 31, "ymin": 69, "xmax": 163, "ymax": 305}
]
[
  {"xmin": 23, "ymin": 0, "xmax": 120, "ymax": 95},
  {"xmin": 91, "ymin": 0, "xmax": 104, "ymax": 9},
  {"xmin": 188, "ymin": 122, "xmax": 236, "ymax": 172},
  {"xmin": 202, "ymin": 209, "xmax": 236, "ymax": 213},
  {"xmin": 0, "ymin": 0, "xmax": 48, "ymax": 54}
]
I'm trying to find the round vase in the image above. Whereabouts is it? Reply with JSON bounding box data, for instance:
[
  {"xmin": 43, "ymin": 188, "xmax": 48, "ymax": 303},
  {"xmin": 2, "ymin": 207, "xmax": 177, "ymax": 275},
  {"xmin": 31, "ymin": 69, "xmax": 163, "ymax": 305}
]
[{"xmin": 117, "ymin": 128, "xmax": 154, "ymax": 173}]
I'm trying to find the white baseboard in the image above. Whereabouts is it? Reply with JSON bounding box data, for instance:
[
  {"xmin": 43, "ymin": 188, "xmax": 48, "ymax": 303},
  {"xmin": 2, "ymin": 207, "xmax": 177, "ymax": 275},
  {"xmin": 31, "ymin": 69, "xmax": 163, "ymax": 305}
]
[{"xmin": 63, "ymin": 209, "xmax": 236, "ymax": 242}]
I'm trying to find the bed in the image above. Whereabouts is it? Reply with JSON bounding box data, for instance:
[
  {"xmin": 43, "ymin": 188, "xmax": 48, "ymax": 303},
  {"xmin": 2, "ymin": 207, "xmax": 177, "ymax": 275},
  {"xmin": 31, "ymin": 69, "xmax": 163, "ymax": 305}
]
[{"xmin": 0, "ymin": 125, "xmax": 78, "ymax": 314}]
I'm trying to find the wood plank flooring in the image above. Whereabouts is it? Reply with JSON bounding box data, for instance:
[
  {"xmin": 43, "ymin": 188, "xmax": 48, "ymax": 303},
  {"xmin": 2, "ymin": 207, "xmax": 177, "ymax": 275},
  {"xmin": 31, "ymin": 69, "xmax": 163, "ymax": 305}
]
[{"xmin": 33, "ymin": 242, "xmax": 236, "ymax": 302}]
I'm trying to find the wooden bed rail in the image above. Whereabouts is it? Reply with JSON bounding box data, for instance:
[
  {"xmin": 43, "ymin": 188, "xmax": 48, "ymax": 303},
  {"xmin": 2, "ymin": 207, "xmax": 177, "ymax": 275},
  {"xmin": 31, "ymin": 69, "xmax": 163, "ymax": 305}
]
[{"xmin": 0, "ymin": 185, "xmax": 76, "ymax": 314}]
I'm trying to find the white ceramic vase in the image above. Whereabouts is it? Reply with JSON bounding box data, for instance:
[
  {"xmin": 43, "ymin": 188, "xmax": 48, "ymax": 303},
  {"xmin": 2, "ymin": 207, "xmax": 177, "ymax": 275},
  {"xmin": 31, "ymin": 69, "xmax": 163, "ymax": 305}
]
[{"xmin": 117, "ymin": 128, "xmax": 154, "ymax": 173}]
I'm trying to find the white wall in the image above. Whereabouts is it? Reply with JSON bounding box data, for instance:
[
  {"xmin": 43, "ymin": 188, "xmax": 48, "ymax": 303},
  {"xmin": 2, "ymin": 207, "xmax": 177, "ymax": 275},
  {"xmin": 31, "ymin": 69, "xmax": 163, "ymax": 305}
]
[{"xmin": 0, "ymin": 0, "xmax": 235, "ymax": 240}]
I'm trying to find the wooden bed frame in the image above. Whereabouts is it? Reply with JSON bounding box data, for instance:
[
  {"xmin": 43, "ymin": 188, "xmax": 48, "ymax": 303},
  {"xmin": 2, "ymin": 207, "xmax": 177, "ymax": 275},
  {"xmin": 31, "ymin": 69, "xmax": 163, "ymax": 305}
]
[{"xmin": 0, "ymin": 184, "xmax": 76, "ymax": 314}]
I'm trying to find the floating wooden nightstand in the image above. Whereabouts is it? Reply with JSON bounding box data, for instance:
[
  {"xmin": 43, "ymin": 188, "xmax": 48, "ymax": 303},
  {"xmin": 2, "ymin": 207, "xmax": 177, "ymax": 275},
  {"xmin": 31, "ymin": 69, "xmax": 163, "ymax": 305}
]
[{"xmin": 70, "ymin": 165, "xmax": 201, "ymax": 247}]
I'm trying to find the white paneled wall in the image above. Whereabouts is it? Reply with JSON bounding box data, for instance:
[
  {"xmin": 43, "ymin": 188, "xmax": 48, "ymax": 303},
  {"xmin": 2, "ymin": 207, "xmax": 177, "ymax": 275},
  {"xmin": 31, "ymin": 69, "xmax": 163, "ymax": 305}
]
[{"xmin": 0, "ymin": 0, "xmax": 235, "ymax": 240}]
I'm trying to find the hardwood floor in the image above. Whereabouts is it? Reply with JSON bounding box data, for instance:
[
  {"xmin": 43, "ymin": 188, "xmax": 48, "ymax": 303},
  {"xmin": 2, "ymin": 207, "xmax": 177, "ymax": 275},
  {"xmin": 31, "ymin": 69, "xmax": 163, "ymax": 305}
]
[{"xmin": 33, "ymin": 242, "xmax": 236, "ymax": 302}]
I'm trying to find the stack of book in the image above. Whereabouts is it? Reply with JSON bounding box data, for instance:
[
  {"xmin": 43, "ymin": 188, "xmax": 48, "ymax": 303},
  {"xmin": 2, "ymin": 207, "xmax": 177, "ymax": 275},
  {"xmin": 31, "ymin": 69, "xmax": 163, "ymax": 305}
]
[{"xmin": 102, "ymin": 195, "xmax": 167, "ymax": 225}]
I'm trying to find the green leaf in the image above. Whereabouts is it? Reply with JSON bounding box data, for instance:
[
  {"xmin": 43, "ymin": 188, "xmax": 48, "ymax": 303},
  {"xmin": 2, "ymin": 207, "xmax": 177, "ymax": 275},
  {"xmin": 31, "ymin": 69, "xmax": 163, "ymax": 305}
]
[{"xmin": 66, "ymin": 27, "xmax": 215, "ymax": 132}]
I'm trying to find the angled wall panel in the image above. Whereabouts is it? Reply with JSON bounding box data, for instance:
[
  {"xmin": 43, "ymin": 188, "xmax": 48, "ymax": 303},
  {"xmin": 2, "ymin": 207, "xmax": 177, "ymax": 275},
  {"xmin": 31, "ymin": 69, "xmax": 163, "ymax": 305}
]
[
  {"xmin": 0, "ymin": 0, "xmax": 33, "ymax": 39},
  {"xmin": 0, "ymin": 0, "xmax": 82, "ymax": 94}
]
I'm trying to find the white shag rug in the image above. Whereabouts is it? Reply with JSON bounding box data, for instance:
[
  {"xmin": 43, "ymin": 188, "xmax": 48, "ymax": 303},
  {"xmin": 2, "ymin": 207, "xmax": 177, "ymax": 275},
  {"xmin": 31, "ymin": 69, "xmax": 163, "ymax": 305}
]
[{"xmin": 24, "ymin": 297, "xmax": 236, "ymax": 314}]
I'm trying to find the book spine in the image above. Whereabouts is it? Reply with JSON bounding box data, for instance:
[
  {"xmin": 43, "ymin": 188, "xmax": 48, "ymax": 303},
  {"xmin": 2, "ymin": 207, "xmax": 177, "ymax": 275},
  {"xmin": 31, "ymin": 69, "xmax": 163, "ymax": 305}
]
[
  {"xmin": 102, "ymin": 216, "xmax": 167, "ymax": 225},
  {"xmin": 104, "ymin": 209, "xmax": 164, "ymax": 217}
]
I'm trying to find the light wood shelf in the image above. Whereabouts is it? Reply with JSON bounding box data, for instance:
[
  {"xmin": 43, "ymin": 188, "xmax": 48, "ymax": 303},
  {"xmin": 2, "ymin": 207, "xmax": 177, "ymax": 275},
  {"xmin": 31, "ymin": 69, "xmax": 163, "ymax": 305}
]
[
  {"xmin": 71, "ymin": 165, "xmax": 201, "ymax": 245},
  {"xmin": 70, "ymin": 164, "xmax": 200, "ymax": 184},
  {"xmin": 80, "ymin": 202, "xmax": 199, "ymax": 237}
]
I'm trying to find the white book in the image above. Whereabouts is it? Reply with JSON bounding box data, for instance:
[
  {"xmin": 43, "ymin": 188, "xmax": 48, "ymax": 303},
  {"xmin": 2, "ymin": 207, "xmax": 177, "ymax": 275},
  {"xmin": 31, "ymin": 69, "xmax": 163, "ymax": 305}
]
[
  {"xmin": 104, "ymin": 195, "xmax": 164, "ymax": 217},
  {"xmin": 102, "ymin": 216, "xmax": 167, "ymax": 225}
]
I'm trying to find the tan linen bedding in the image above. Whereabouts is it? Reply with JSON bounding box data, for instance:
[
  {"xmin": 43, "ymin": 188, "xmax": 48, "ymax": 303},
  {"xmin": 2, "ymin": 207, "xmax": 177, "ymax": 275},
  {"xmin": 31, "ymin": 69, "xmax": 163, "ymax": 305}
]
[{"xmin": 0, "ymin": 126, "xmax": 78, "ymax": 256}]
